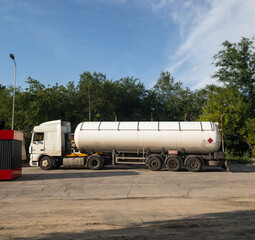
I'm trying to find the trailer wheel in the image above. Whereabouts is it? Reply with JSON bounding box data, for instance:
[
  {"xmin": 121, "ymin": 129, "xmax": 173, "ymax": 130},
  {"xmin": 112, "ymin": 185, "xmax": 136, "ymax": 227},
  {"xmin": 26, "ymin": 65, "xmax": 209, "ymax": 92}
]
[
  {"xmin": 40, "ymin": 156, "xmax": 53, "ymax": 170},
  {"xmin": 186, "ymin": 157, "xmax": 202, "ymax": 172},
  {"xmin": 147, "ymin": 156, "xmax": 162, "ymax": 171},
  {"xmin": 87, "ymin": 155, "xmax": 104, "ymax": 170},
  {"xmin": 166, "ymin": 157, "xmax": 181, "ymax": 171}
]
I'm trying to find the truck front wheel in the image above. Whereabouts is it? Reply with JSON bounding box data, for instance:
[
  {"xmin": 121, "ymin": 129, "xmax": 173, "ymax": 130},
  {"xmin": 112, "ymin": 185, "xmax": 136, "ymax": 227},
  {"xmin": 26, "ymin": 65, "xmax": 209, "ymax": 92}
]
[
  {"xmin": 147, "ymin": 156, "xmax": 162, "ymax": 171},
  {"xmin": 40, "ymin": 156, "xmax": 53, "ymax": 170},
  {"xmin": 87, "ymin": 155, "xmax": 104, "ymax": 170}
]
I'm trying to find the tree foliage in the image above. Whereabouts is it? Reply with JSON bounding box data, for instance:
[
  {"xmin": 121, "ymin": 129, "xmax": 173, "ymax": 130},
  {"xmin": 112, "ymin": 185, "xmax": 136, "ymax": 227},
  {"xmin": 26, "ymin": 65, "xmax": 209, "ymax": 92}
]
[
  {"xmin": 213, "ymin": 37, "xmax": 255, "ymax": 114},
  {"xmin": 1, "ymin": 37, "xmax": 254, "ymax": 158},
  {"xmin": 200, "ymin": 37, "xmax": 255, "ymax": 156},
  {"xmin": 0, "ymin": 71, "xmax": 205, "ymax": 153}
]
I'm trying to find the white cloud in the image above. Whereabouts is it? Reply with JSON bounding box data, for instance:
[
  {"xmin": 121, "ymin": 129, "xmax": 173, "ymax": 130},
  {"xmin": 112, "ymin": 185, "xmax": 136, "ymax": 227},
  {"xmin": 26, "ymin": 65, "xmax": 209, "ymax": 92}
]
[{"xmin": 165, "ymin": 0, "xmax": 255, "ymax": 89}]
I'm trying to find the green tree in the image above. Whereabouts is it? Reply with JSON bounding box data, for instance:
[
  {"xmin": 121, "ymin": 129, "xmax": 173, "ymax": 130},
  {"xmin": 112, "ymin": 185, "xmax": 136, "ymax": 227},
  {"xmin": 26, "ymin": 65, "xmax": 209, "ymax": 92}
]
[
  {"xmin": 152, "ymin": 71, "xmax": 183, "ymax": 120},
  {"xmin": 199, "ymin": 37, "xmax": 255, "ymax": 156},
  {"xmin": 113, "ymin": 77, "xmax": 148, "ymax": 121},
  {"xmin": 78, "ymin": 71, "xmax": 108, "ymax": 121},
  {"xmin": 213, "ymin": 37, "xmax": 255, "ymax": 115},
  {"xmin": 152, "ymin": 71, "xmax": 205, "ymax": 121},
  {"xmin": 199, "ymin": 84, "xmax": 254, "ymax": 156},
  {"xmin": 0, "ymin": 85, "xmax": 12, "ymax": 129}
]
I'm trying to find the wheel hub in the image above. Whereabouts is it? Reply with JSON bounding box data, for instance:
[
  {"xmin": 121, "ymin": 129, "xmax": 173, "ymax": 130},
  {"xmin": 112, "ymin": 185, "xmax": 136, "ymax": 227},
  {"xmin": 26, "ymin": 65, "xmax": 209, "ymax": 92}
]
[
  {"xmin": 91, "ymin": 160, "xmax": 99, "ymax": 167},
  {"xmin": 42, "ymin": 160, "xmax": 49, "ymax": 167},
  {"xmin": 191, "ymin": 161, "xmax": 198, "ymax": 169},
  {"xmin": 170, "ymin": 160, "xmax": 177, "ymax": 168},
  {"xmin": 151, "ymin": 160, "xmax": 159, "ymax": 167}
]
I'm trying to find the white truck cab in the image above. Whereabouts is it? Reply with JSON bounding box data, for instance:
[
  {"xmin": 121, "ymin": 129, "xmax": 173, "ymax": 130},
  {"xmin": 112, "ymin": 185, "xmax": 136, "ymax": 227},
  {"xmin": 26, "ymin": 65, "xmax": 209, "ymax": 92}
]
[{"xmin": 29, "ymin": 120, "xmax": 71, "ymax": 169}]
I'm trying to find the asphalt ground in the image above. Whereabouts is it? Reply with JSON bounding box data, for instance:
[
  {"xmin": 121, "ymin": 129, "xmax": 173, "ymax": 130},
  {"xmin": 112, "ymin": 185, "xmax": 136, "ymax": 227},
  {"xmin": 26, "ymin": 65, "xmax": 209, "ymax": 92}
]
[{"xmin": 0, "ymin": 164, "xmax": 255, "ymax": 239}]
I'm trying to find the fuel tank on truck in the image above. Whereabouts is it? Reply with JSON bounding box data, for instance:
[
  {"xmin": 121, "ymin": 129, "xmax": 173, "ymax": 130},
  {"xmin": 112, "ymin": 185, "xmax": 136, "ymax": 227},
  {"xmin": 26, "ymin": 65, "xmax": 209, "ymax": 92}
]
[{"xmin": 74, "ymin": 121, "xmax": 221, "ymax": 154}]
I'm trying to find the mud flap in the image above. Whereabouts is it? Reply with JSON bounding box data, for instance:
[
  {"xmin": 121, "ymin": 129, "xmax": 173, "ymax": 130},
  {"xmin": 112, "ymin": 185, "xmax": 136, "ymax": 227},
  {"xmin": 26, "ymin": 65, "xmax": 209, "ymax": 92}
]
[{"xmin": 225, "ymin": 160, "xmax": 230, "ymax": 172}]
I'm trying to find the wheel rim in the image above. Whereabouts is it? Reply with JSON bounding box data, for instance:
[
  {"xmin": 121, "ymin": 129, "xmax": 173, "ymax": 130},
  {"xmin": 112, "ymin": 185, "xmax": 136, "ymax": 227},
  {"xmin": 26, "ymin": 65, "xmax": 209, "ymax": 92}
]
[
  {"xmin": 91, "ymin": 159, "xmax": 99, "ymax": 167},
  {"xmin": 151, "ymin": 159, "xmax": 160, "ymax": 169},
  {"xmin": 169, "ymin": 160, "xmax": 177, "ymax": 168},
  {"xmin": 42, "ymin": 159, "xmax": 49, "ymax": 167},
  {"xmin": 151, "ymin": 160, "xmax": 159, "ymax": 168},
  {"xmin": 191, "ymin": 161, "xmax": 198, "ymax": 169}
]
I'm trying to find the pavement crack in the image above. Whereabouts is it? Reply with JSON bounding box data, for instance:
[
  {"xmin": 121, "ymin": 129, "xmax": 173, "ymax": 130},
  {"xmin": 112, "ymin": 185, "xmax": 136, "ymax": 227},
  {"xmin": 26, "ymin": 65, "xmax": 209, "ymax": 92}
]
[
  {"xmin": 63, "ymin": 183, "xmax": 71, "ymax": 198},
  {"xmin": 0, "ymin": 193, "xmax": 9, "ymax": 201},
  {"xmin": 127, "ymin": 186, "xmax": 133, "ymax": 198},
  {"xmin": 138, "ymin": 215, "xmax": 144, "ymax": 224},
  {"xmin": 185, "ymin": 189, "xmax": 191, "ymax": 199}
]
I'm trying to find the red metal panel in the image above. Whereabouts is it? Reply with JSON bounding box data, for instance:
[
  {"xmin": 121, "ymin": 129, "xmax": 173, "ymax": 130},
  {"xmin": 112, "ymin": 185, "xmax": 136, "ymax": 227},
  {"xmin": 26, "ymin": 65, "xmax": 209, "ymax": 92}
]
[
  {"xmin": 0, "ymin": 168, "xmax": 22, "ymax": 180},
  {"xmin": 0, "ymin": 130, "xmax": 14, "ymax": 140},
  {"xmin": 0, "ymin": 130, "xmax": 23, "ymax": 141},
  {"xmin": 11, "ymin": 168, "xmax": 22, "ymax": 179}
]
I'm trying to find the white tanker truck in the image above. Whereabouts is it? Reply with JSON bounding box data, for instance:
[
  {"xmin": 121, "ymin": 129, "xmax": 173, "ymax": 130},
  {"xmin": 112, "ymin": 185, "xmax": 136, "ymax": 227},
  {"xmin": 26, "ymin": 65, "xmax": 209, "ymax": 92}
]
[{"xmin": 29, "ymin": 120, "xmax": 227, "ymax": 172}]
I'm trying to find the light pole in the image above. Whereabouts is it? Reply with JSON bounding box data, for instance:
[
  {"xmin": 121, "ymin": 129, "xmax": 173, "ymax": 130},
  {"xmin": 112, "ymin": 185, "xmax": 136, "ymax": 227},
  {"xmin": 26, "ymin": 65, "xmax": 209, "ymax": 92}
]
[
  {"xmin": 88, "ymin": 83, "xmax": 91, "ymax": 121},
  {"xmin": 220, "ymin": 113, "xmax": 225, "ymax": 152},
  {"xmin": 10, "ymin": 54, "xmax": 16, "ymax": 130}
]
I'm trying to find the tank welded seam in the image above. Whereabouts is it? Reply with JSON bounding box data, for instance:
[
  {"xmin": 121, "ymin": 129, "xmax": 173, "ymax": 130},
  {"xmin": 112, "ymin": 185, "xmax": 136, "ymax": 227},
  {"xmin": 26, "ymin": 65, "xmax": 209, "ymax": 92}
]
[
  {"xmin": 178, "ymin": 122, "xmax": 181, "ymax": 131},
  {"xmin": 98, "ymin": 122, "xmax": 102, "ymax": 131},
  {"xmin": 117, "ymin": 122, "xmax": 120, "ymax": 131},
  {"xmin": 200, "ymin": 122, "xmax": 203, "ymax": 131},
  {"xmin": 137, "ymin": 121, "xmax": 140, "ymax": 131},
  {"xmin": 158, "ymin": 121, "xmax": 160, "ymax": 131},
  {"xmin": 80, "ymin": 122, "xmax": 85, "ymax": 130}
]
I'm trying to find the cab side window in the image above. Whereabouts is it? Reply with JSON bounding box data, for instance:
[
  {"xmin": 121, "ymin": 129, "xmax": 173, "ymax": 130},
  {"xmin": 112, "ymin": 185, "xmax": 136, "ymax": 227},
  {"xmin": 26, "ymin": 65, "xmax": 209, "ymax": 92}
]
[{"xmin": 34, "ymin": 132, "xmax": 44, "ymax": 141}]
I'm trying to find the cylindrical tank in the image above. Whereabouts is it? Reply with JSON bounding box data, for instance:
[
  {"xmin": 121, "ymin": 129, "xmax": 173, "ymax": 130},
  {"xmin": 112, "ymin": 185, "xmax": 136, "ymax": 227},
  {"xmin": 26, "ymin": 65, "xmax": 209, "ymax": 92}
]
[{"xmin": 74, "ymin": 121, "xmax": 221, "ymax": 154}]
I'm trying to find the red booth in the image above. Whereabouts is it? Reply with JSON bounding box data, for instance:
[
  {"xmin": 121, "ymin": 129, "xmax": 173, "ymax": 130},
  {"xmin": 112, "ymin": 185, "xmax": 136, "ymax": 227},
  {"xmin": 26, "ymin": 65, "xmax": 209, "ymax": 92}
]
[{"xmin": 0, "ymin": 130, "xmax": 23, "ymax": 180}]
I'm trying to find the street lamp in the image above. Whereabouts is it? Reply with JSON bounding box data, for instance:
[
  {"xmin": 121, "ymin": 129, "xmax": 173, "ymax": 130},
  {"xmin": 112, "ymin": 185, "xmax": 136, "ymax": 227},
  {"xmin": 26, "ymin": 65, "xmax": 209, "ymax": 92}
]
[
  {"xmin": 220, "ymin": 113, "xmax": 225, "ymax": 153},
  {"xmin": 10, "ymin": 54, "xmax": 16, "ymax": 130}
]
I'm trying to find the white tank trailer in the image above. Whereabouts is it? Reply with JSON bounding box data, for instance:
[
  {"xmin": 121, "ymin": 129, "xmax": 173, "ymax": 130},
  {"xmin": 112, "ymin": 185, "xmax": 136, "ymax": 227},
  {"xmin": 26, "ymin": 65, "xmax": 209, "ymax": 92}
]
[
  {"xmin": 29, "ymin": 120, "xmax": 227, "ymax": 172},
  {"xmin": 74, "ymin": 121, "xmax": 226, "ymax": 172}
]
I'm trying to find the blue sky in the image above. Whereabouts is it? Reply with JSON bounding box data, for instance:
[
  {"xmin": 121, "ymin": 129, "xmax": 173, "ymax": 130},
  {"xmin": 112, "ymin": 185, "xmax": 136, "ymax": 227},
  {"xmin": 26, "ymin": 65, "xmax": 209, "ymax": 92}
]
[{"xmin": 1, "ymin": 0, "xmax": 255, "ymax": 90}]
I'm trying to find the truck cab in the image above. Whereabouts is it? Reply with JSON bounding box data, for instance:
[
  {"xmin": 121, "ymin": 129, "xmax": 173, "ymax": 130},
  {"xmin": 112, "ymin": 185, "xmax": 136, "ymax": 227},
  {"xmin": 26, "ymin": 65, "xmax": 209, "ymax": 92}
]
[{"xmin": 29, "ymin": 120, "xmax": 71, "ymax": 169}]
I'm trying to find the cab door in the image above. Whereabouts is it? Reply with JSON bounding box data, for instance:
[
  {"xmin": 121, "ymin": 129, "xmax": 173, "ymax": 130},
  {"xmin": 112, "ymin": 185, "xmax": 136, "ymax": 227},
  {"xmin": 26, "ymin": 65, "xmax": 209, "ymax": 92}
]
[{"xmin": 30, "ymin": 132, "xmax": 45, "ymax": 154}]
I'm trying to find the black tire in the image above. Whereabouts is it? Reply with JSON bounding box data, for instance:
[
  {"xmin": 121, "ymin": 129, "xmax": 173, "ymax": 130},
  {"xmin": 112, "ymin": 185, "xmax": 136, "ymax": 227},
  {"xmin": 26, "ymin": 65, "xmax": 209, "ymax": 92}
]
[
  {"xmin": 186, "ymin": 157, "xmax": 202, "ymax": 172},
  {"xmin": 166, "ymin": 157, "xmax": 181, "ymax": 171},
  {"xmin": 87, "ymin": 155, "xmax": 104, "ymax": 170},
  {"xmin": 147, "ymin": 156, "xmax": 162, "ymax": 171},
  {"xmin": 40, "ymin": 156, "xmax": 53, "ymax": 170},
  {"xmin": 52, "ymin": 159, "xmax": 61, "ymax": 169}
]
